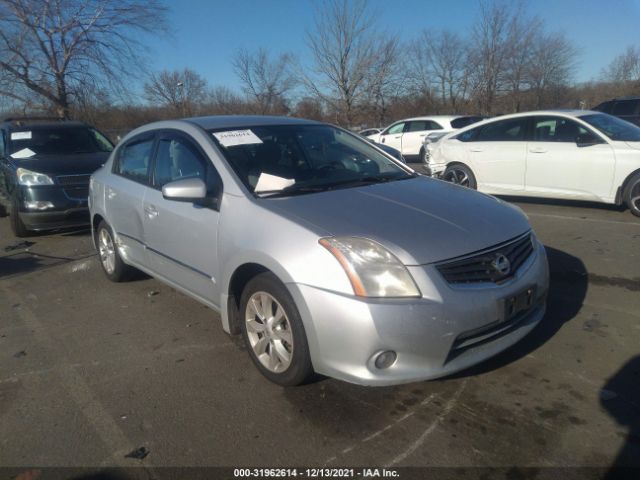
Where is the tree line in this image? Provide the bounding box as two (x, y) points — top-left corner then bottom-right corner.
(1, 0), (639, 139)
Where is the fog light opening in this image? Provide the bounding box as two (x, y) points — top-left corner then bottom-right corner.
(374, 350), (397, 369)
(24, 201), (54, 210)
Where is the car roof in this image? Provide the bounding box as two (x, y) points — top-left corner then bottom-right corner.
(184, 115), (322, 130)
(2, 118), (88, 130)
(479, 110), (601, 121)
(396, 115), (463, 123)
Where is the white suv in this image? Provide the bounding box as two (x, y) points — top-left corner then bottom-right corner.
(428, 110), (640, 217)
(368, 116), (483, 161)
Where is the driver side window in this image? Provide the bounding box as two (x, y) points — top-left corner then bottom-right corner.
(533, 117), (589, 142)
(153, 137), (206, 188)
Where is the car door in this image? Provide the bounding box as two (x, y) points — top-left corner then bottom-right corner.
(142, 131), (223, 306)
(462, 117), (529, 192)
(401, 120), (443, 157)
(378, 122), (405, 151)
(107, 133), (156, 267)
(525, 116), (616, 200)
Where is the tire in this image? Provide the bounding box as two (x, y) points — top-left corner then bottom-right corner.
(10, 197), (31, 237)
(96, 220), (132, 282)
(419, 147), (428, 164)
(624, 173), (640, 217)
(443, 163), (477, 189)
(240, 272), (314, 386)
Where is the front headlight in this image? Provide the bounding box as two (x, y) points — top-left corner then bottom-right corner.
(17, 168), (54, 186)
(319, 236), (421, 298)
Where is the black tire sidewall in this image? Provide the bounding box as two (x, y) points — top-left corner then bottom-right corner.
(239, 272), (313, 386)
(444, 164), (477, 189)
(625, 174), (640, 217)
(10, 197), (30, 237)
(96, 221), (129, 282)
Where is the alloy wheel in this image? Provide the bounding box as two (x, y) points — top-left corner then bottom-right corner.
(98, 228), (116, 274)
(444, 167), (470, 187)
(631, 182), (640, 211)
(245, 291), (294, 373)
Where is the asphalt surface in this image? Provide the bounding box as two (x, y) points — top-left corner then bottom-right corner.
(0, 190), (639, 475)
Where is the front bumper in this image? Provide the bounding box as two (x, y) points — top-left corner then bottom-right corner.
(17, 185), (90, 230)
(289, 241), (549, 386)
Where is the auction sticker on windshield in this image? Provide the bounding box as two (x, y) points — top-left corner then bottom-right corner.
(213, 129), (263, 147)
(11, 131), (32, 140)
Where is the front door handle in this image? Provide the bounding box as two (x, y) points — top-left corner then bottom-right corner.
(470, 148), (484, 153)
(529, 147), (547, 153)
(144, 205), (159, 219)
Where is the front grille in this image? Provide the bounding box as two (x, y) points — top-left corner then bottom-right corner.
(56, 174), (91, 186)
(436, 233), (534, 285)
(63, 186), (89, 200)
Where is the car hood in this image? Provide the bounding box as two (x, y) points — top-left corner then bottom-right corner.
(12, 152), (109, 176)
(265, 176), (531, 265)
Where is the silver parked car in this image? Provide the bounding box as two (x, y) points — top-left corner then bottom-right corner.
(89, 116), (549, 386)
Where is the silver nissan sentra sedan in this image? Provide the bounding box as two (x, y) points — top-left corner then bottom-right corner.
(89, 115), (549, 386)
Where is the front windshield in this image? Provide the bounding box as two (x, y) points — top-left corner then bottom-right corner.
(209, 124), (413, 196)
(579, 113), (640, 142)
(8, 127), (114, 156)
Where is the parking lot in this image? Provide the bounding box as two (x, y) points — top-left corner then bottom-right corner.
(0, 196), (639, 473)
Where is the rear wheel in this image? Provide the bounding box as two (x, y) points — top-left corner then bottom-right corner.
(624, 173), (640, 217)
(96, 221), (132, 282)
(240, 272), (313, 386)
(10, 197), (30, 237)
(443, 164), (477, 189)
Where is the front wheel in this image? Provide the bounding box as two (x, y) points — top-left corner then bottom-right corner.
(10, 197), (31, 237)
(240, 272), (314, 386)
(624, 173), (640, 217)
(96, 221), (132, 282)
(443, 164), (477, 189)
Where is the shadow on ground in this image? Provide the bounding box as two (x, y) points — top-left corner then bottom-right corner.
(449, 245), (588, 378)
(602, 355), (640, 479)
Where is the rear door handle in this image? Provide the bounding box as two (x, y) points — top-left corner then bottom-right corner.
(470, 148), (484, 153)
(106, 187), (116, 199)
(529, 147), (547, 153)
(144, 205), (159, 219)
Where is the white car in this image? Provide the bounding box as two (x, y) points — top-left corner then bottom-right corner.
(428, 110), (640, 217)
(368, 116), (483, 161)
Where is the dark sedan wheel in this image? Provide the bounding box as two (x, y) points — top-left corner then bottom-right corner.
(625, 173), (640, 217)
(443, 164), (477, 189)
(10, 197), (31, 237)
(240, 272), (314, 386)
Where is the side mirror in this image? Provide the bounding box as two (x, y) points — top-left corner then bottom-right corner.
(162, 177), (206, 202)
(576, 133), (601, 147)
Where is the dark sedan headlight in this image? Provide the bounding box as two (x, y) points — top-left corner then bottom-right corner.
(17, 168), (54, 186)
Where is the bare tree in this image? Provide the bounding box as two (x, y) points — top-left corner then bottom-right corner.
(144, 68), (208, 116)
(232, 48), (295, 114)
(527, 32), (577, 109)
(603, 45), (640, 84)
(0, 0), (168, 119)
(469, 0), (515, 114)
(502, 14), (542, 111)
(302, 0), (397, 127)
(410, 30), (470, 113)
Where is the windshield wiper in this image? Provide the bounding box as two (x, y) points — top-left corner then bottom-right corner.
(257, 173), (417, 198)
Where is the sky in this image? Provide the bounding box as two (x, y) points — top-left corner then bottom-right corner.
(144, 0), (640, 94)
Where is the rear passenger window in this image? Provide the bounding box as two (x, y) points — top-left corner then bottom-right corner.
(475, 118), (527, 141)
(154, 137), (206, 188)
(116, 138), (154, 183)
